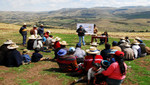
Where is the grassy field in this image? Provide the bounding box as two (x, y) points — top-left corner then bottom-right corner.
(0, 23), (150, 85)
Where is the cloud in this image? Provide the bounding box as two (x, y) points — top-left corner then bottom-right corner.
(1, 0), (150, 11)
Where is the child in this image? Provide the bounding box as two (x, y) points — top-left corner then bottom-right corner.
(94, 60), (110, 85)
(87, 63), (101, 85)
(22, 49), (31, 64)
(31, 48), (43, 62)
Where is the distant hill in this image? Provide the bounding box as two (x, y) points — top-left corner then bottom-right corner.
(1, 6), (150, 31)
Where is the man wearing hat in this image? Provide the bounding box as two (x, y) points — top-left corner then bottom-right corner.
(38, 24), (44, 37)
(0, 40), (14, 65)
(76, 25), (87, 46)
(84, 47), (103, 72)
(131, 40), (141, 58)
(19, 23), (27, 46)
(5, 43), (23, 67)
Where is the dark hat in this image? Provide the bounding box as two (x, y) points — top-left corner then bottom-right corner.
(112, 41), (118, 46)
(79, 25), (83, 27)
(76, 43), (81, 47)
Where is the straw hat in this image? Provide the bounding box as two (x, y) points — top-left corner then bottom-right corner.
(135, 37), (141, 40)
(86, 47), (100, 54)
(132, 40), (139, 45)
(23, 49), (30, 54)
(23, 23), (26, 25)
(55, 37), (61, 41)
(40, 24), (44, 26)
(47, 30), (51, 33)
(90, 42), (98, 46)
(4, 40), (14, 44)
(60, 41), (68, 45)
(52, 39), (56, 43)
(33, 25), (37, 27)
(29, 35), (36, 39)
(7, 43), (19, 49)
(120, 37), (125, 40)
(124, 43), (131, 48)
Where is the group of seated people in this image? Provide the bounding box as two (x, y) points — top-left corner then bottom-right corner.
(0, 31), (149, 85)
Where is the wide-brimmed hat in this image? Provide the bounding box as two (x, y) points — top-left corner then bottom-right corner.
(120, 37), (125, 40)
(120, 40), (126, 43)
(124, 43), (131, 48)
(55, 37), (61, 41)
(135, 37), (141, 40)
(47, 30), (51, 33)
(23, 23), (26, 25)
(7, 43), (19, 49)
(57, 49), (67, 56)
(23, 49), (30, 54)
(90, 42), (98, 46)
(60, 41), (68, 45)
(29, 35), (36, 39)
(33, 25), (37, 27)
(86, 47), (100, 54)
(40, 24), (44, 26)
(132, 40), (139, 45)
(4, 40), (14, 44)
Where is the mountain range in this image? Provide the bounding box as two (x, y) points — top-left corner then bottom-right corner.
(1, 6), (150, 31)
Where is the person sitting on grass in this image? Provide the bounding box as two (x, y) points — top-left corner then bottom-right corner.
(131, 40), (141, 59)
(22, 49), (31, 64)
(45, 35), (53, 48)
(5, 43), (23, 67)
(111, 41), (122, 51)
(101, 51), (127, 85)
(54, 37), (61, 49)
(94, 60), (110, 85)
(0, 40), (14, 65)
(31, 47), (43, 62)
(57, 47), (79, 72)
(74, 43), (86, 63)
(44, 30), (51, 38)
(53, 41), (68, 60)
(87, 63), (100, 85)
(123, 43), (134, 60)
(101, 43), (111, 60)
(125, 36), (130, 44)
(84, 47), (103, 72)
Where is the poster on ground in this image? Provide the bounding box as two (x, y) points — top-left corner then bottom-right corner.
(77, 23), (94, 34)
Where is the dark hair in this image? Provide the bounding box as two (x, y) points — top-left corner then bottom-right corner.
(125, 36), (128, 39)
(114, 55), (126, 75)
(49, 35), (53, 37)
(94, 24), (96, 28)
(34, 48), (40, 53)
(105, 43), (111, 49)
(112, 41), (118, 46)
(93, 63), (100, 69)
(76, 43), (81, 48)
(92, 54), (96, 65)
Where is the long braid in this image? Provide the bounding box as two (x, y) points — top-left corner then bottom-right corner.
(115, 55), (126, 75)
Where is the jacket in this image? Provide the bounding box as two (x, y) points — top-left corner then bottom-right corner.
(76, 28), (86, 36)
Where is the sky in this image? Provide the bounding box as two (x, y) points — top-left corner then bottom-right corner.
(0, 0), (150, 11)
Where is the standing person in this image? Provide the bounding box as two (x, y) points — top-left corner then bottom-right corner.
(38, 24), (44, 37)
(102, 51), (127, 85)
(93, 24), (98, 42)
(19, 23), (27, 46)
(76, 25), (86, 46)
(30, 25), (38, 37)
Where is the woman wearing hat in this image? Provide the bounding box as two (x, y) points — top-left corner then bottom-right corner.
(54, 37), (61, 49)
(27, 35), (36, 50)
(30, 25), (38, 37)
(101, 51), (127, 85)
(84, 47), (103, 72)
(123, 43), (134, 60)
(0, 40), (14, 65)
(44, 30), (51, 38)
(5, 43), (23, 67)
